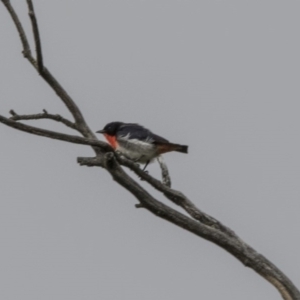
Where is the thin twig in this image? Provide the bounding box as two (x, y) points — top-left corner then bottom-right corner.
(26, 0), (43, 72)
(1, 0), (32, 60)
(9, 109), (77, 130)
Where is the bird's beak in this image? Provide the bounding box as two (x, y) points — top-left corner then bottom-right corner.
(96, 129), (106, 134)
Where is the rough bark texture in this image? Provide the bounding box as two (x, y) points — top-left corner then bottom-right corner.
(1, 1), (299, 299)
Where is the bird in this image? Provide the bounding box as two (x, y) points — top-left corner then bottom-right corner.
(96, 121), (188, 170)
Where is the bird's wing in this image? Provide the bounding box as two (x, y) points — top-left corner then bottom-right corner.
(149, 133), (169, 144)
(117, 124), (169, 144)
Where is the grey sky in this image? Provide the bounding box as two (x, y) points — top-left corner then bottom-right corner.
(1, 0), (299, 299)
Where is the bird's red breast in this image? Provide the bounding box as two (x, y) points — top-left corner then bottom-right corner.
(104, 134), (118, 149)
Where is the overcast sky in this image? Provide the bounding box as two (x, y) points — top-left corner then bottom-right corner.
(1, 1), (300, 299)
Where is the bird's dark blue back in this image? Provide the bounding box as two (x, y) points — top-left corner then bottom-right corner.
(117, 123), (169, 144)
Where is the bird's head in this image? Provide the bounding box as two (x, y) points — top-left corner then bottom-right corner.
(96, 122), (124, 136)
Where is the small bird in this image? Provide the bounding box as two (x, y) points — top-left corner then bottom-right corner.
(96, 122), (188, 170)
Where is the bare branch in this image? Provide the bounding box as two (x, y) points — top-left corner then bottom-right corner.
(0, 114), (111, 151)
(26, 0), (43, 72)
(9, 109), (77, 130)
(1, 0), (32, 60)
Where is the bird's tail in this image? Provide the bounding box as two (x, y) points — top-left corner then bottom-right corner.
(171, 143), (188, 153)
(156, 142), (188, 154)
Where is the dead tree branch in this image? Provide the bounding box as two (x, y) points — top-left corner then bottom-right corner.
(1, 1), (299, 299)
(26, 0), (43, 72)
(2, 0), (32, 59)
